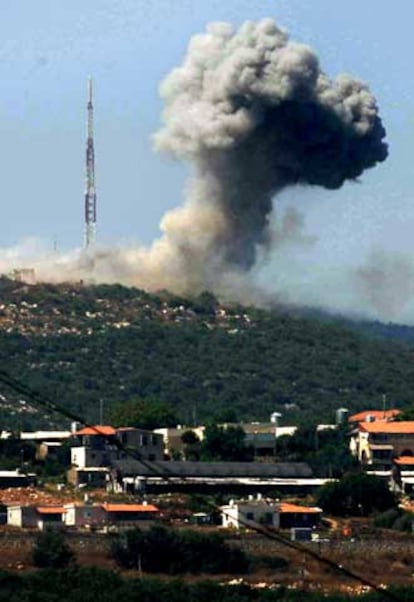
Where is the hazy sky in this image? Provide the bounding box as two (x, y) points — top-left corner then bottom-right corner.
(1, 1), (413, 321)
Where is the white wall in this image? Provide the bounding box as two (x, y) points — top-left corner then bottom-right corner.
(7, 506), (22, 527)
(221, 501), (278, 529)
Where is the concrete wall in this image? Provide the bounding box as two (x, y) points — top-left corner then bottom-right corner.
(64, 504), (106, 528)
(7, 506), (38, 528)
(117, 429), (164, 461)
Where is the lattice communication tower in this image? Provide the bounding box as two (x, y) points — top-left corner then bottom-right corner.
(84, 77), (97, 248)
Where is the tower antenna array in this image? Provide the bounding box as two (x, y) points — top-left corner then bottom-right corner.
(84, 77), (97, 248)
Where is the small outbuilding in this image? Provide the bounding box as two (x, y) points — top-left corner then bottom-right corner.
(36, 506), (67, 530)
(102, 502), (159, 527)
(7, 505), (66, 530)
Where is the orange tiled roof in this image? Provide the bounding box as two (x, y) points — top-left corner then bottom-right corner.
(36, 506), (67, 514)
(359, 421), (414, 434)
(395, 456), (414, 465)
(74, 425), (116, 437)
(279, 502), (321, 514)
(102, 503), (159, 513)
(349, 409), (400, 423)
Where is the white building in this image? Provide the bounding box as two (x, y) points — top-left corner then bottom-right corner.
(221, 497), (279, 529)
(220, 497), (322, 530)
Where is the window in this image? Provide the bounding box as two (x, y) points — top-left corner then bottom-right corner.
(245, 512), (254, 521)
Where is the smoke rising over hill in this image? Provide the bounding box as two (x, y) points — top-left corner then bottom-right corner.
(154, 19), (387, 285)
(1, 19), (390, 317)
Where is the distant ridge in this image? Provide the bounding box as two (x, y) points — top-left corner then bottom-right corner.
(0, 277), (414, 430)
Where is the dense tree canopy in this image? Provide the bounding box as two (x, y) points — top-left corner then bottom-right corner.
(109, 398), (177, 430)
(276, 424), (357, 477)
(1, 279), (414, 429)
(1, 566), (412, 602)
(200, 424), (254, 461)
(110, 525), (249, 574)
(317, 473), (397, 516)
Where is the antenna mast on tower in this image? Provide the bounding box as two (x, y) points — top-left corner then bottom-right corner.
(84, 77), (97, 249)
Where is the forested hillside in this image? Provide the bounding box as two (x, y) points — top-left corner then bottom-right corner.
(0, 276), (414, 429)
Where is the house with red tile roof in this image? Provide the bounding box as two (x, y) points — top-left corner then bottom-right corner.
(64, 502), (160, 528)
(74, 425), (117, 437)
(350, 420), (414, 468)
(69, 425), (164, 486)
(7, 502), (160, 530)
(220, 497), (322, 530)
(348, 409), (401, 423)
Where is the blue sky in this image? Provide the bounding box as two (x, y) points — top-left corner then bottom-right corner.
(1, 1), (413, 319)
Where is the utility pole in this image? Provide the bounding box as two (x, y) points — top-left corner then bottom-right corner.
(84, 77), (97, 249)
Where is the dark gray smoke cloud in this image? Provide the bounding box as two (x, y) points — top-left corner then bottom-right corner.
(155, 19), (387, 280)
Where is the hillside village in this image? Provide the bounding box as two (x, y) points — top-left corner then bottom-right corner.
(2, 279), (414, 589)
(0, 2), (410, 597)
(0, 407), (412, 536)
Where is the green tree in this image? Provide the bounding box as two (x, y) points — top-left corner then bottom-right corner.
(32, 528), (74, 569)
(110, 398), (177, 430)
(395, 406), (414, 421)
(200, 424), (253, 461)
(181, 430), (201, 461)
(277, 424), (357, 478)
(317, 472), (397, 517)
(191, 291), (219, 316)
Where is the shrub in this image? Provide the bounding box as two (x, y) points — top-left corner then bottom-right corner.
(375, 508), (414, 533)
(111, 525), (249, 574)
(373, 507), (401, 529)
(32, 528), (74, 569)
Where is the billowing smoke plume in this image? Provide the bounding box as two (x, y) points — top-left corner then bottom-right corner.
(152, 18), (387, 288)
(1, 19), (388, 310)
